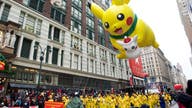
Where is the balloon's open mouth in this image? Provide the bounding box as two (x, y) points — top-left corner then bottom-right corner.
(114, 28), (123, 34)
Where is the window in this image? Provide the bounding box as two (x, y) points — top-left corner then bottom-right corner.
(71, 20), (81, 34)
(48, 25), (52, 39)
(86, 17), (94, 28)
(45, 46), (51, 63)
(21, 38), (32, 58)
(40, 74), (52, 84)
(71, 35), (82, 51)
(1, 4), (11, 21)
(80, 56), (82, 71)
(100, 63), (102, 74)
(53, 27), (60, 42)
(61, 50), (64, 66)
(71, 6), (82, 34)
(28, 73), (35, 81)
(71, 7), (81, 20)
(14, 35), (20, 55)
(70, 53), (72, 68)
(87, 43), (95, 56)
(72, 0), (82, 8)
(33, 42), (39, 60)
(87, 58), (89, 72)
(74, 54), (78, 70)
(36, 19), (42, 35)
(50, 7), (65, 24)
(48, 25), (63, 42)
(23, 0), (45, 12)
(46, 75), (52, 83)
(110, 53), (116, 64)
(119, 59), (122, 67)
(101, 36), (106, 46)
(103, 63), (105, 75)
(86, 29), (94, 40)
(112, 66), (115, 76)
(25, 15), (35, 33)
(98, 22), (105, 46)
(100, 48), (107, 60)
(52, 47), (59, 65)
(95, 61), (97, 74)
(16, 70), (22, 80)
(19, 13), (42, 35)
(61, 31), (65, 44)
(23, 72), (28, 81)
(19, 11), (25, 27)
(90, 59), (94, 73)
(86, 18), (95, 40)
(40, 73), (45, 82)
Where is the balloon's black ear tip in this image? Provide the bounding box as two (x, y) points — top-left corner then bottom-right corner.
(88, 2), (91, 9)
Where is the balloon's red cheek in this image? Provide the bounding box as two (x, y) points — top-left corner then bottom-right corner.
(126, 17), (133, 25)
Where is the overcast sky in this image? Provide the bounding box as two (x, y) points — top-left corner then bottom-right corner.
(128, 0), (192, 80)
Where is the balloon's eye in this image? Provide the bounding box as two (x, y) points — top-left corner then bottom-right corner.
(117, 13), (124, 21)
(104, 22), (109, 29)
(131, 46), (135, 49)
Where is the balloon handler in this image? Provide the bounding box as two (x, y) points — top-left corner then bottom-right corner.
(88, 0), (159, 59)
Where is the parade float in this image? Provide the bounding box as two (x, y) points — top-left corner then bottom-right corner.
(88, 0), (159, 59)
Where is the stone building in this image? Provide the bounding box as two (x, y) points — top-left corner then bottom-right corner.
(0, 0), (130, 91)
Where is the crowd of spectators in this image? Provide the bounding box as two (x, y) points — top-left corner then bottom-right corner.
(0, 79), (191, 108)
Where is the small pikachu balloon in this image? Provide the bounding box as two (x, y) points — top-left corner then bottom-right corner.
(88, 0), (159, 59)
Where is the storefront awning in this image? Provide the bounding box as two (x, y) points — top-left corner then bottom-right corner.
(9, 83), (37, 89)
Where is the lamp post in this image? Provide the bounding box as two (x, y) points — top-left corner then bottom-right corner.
(34, 45), (51, 105)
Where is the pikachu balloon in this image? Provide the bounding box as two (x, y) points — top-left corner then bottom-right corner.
(88, 0), (159, 59)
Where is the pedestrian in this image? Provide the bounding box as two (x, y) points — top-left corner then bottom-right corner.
(174, 83), (192, 108)
(14, 96), (22, 107)
(23, 97), (30, 108)
(186, 79), (192, 96)
(66, 92), (84, 108)
(159, 94), (166, 108)
(38, 92), (45, 108)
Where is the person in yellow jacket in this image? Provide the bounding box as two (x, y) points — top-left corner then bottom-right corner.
(80, 95), (86, 108)
(85, 95), (94, 108)
(147, 94), (155, 108)
(96, 94), (107, 108)
(116, 94), (124, 108)
(62, 95), (69, 108)
(107, 94), (116, 108)
(164, 93), (171, 108)
(134, 94), (142, 108)
(123, 92), (131, 108)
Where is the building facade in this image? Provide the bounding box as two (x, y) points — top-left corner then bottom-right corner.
(177, 0), (192, 65)
(0, 0), (130, 91)
(141, 46), (172, 91)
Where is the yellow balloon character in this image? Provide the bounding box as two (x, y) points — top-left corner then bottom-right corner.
(88, 0), (159, 59)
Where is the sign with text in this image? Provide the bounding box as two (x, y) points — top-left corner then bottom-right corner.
(44, 101), (64, 108)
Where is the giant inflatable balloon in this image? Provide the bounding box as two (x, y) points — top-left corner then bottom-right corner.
(88, 0), (159, 59)
(174, 84), (183, 91)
